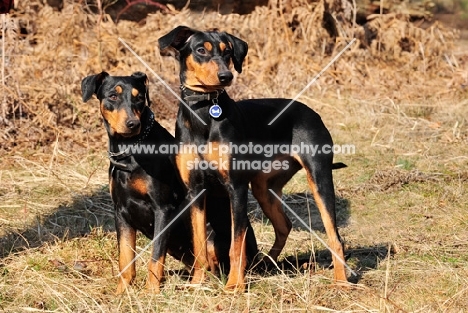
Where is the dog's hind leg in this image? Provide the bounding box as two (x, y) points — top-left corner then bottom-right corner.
(295, 155), (348, 283)
(251, 177), (291, 262)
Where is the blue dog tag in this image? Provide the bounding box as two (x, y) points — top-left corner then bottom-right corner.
(209, 104), (222, 118)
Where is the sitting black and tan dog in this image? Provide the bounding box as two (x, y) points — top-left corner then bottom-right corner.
(158, 26), (349, 291)
(81, 71), (258, 294)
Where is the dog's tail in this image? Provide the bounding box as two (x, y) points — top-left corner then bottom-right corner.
(332, 162), (347, 170)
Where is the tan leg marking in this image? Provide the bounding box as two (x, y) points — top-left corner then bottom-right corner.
(251, 157), (294, 261)
(293, 155), (347, 283)
(206, 233), (220, 275)
(115, 228), (136, 294)
(147, 255), (165, 293)
(225, 227), (247, 292)
(307, 174), (347, 282)
(191, 199), (208, 284)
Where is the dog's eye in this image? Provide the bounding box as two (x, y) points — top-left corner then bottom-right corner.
(109, 94), (118, 101)
(224, 49), (232, 56)
(197, 47), (207, 55)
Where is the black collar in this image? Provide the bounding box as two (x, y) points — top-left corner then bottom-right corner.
(180, 85), (224, 104)
(107, 108), (155, 171)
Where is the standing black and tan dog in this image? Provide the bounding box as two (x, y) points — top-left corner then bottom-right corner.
(81, 71), (258, 294)
(159, 26), (349, 291)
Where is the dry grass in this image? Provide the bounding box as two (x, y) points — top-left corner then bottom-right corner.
(0, 0), (463, 151)
(1, 0), (467, 311)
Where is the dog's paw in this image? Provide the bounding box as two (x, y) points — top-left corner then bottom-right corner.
(115, 281), (130, 295)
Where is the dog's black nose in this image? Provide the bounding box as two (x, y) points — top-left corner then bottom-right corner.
(218, 71), (233, 84)
(126, 119), (140, 130)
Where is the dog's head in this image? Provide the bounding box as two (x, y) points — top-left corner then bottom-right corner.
(158, 26), (248, 93)
(81, 72), (150, 138)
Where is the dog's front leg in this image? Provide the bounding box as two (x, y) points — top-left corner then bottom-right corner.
(225, 184), (249, 292)
(147, 207), (172, 293)
(115, 214), (137, 294)
(175, 150), (209, 284)
(189, 190), (208, 284)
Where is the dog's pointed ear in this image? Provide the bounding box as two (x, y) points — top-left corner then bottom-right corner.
(158, 26), (197, 52)
(131, 71), (151, 107)
(81, 71), (109, 102)
(131, 71), (148, 85)
(226, 34), (248, 73)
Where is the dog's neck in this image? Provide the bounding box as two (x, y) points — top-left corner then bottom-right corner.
(176, 87), (237, 144)
(180, 85), (225, 105)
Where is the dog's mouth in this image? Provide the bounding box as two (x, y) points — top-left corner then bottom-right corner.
(110, 126), (141, 138)
(120, 130), (140, 138)
(201, 83), (229, 90)
(215, 81), (232, 88)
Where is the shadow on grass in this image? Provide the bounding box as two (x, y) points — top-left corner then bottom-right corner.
(250, 245), (391, 284)
(0, 186), (388, 284)
(0, 186), (115, 259)
(248, 191), (390, 283)
(1, 188), (348, 259)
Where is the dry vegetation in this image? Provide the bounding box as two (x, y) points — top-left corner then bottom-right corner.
(1, 0), (467, 311)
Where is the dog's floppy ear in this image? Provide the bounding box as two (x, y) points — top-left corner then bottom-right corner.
(158, 26), (197, 52)
(225, 33), (248, 73)
(81, 71), (109, 102)
(131, 71), (151, 107)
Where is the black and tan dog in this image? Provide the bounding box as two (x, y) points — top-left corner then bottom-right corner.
(158, 26), (349, 291)
(81, 71), (258, 294)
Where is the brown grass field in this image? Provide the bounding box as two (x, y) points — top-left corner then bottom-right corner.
(1, 0), (467, 311)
